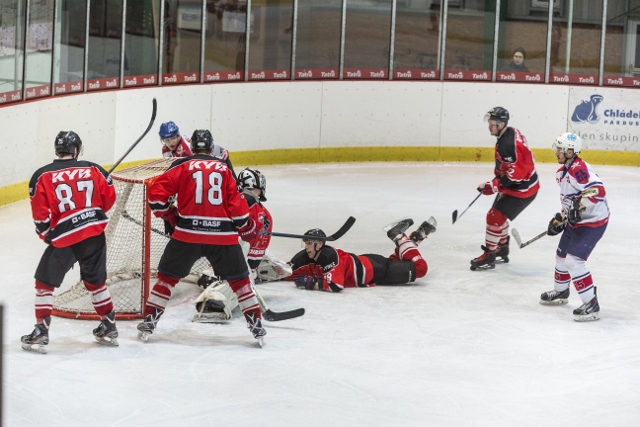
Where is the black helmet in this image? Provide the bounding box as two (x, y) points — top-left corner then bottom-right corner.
(304, 228), (326, 241)
(486, 107), (509, 124)
(190, 129), (214, 153)
(238, 168), (267, 202)
(54, 131), (83, 158)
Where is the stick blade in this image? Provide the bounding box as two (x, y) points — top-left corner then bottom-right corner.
(325, 216), (356, 241)
(452, 210), (458, 224)
(263, 308), (305, 322)
(511, 228), (524, 248)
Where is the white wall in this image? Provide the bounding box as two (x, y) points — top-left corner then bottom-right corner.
(1, 80), (637, 189)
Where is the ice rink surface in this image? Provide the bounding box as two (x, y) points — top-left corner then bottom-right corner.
(2, 161), (640, 427)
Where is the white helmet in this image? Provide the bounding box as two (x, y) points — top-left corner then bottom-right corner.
(553, 132), (582, 155)
(238, 168), (267, 201)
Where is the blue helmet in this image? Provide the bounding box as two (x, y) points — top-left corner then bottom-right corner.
(159, 121), (179, 139)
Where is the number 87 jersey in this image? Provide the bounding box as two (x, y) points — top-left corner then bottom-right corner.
(147, 155), (250, 245)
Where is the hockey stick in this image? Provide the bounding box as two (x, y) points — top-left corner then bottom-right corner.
(260, 216), (356, 241)
(511, 228), (547, 249)
(107, 98), (158, 175)
(254, 287), (305, 322)
(452, 193), (482, 224)
(121, 210), (168, 237)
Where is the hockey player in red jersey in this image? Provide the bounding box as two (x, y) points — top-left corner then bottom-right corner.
(539, 132), (609, 321)
(237, 168), (272, 272)
(288, 218), (436, 292)
(471, 107), (540, 270)
(22, 131), (119, 353)
(139, 129), (266, 345)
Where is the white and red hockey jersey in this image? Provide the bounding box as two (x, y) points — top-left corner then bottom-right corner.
(29, 159), (116, 248)
(556, 156), (609, 228)
(161, 136), (193, 158)
(148, 155), (249, 245)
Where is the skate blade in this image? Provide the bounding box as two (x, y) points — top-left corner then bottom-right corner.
(137, 331), (152, 342)
(539, 299), (568, 306)
(256, 336), (264, 348)
(574, 313), (600, 322)
(22, 343), (48, 354)
(382, 217), (413, 233)
(95, 336), (119, 346)
(470, 263), (495, 271)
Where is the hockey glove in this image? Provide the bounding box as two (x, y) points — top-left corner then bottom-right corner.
(238, 219), (258, 241)
(568, 197), (584, 226)
(478, 177), (500, 195)
(161, 206), (179, 236)
(294, 275), (318, 290)
(547, 213), (566, 236)
(325, 281), (344, 293)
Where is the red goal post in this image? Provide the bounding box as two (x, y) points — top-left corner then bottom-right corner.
(52, 158), (207, 320)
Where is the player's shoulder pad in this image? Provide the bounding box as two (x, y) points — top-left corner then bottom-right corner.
(317, 246), (339, 272)
(568, 158), (591, 184)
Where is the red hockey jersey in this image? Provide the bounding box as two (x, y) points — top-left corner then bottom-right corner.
(148, 155), (249, 245)
(289, 245), (374, 290)
(494, 127), (540, 198)
(244, 192), (273, 270)
(29, 159), (116, 248)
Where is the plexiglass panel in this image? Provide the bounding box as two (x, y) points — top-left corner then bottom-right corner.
(603, 0), (640, 86)
(443, 0), (495, 81)
(247, 0), (293, 80)
(87, 0), (122, 91)
(495, 0), (546, 83)
(343, 0), (392, 79)
(294, 0), (341, 80)
(0, 0), (26, 104)
(123, 0), (159, 87)
(393, 1), (441, 80)
(550, 0), (603, 85)
(202, 0), (246, 82)
(24, 0), (54, 99)
(53, 0), (87, 95)
(162, 0), (202, 84)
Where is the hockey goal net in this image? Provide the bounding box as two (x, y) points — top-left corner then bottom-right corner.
(52, 158), (208, 320)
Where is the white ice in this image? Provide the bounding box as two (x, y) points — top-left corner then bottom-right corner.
(2, 161), (640, 427)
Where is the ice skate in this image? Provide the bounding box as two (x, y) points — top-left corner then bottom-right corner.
(495, 236), (510, 263)
(246, 313), (267, 348)
(470, 246), (496, 271)
(539, 288), (570, 305)
(21, 318), (50, 354)
(383, 217), (414, 243)
(137, 308), (164, 342)
(410, 216), (437, 243)
(93, 311), (119, 346)
(573, 289), (600, 322)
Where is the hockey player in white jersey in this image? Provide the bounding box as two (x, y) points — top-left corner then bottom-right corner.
(539, 132), (609, 321)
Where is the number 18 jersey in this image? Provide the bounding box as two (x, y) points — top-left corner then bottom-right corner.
(148, 154), (249, 245)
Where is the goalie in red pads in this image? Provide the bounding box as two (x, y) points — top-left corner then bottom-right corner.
(139, 129), (266, 345)
(288, 217), (436, 292)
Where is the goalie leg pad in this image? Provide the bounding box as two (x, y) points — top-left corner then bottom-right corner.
(193, 281), (239, 323)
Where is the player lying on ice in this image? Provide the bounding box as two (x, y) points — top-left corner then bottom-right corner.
(287, 217), (437, 292)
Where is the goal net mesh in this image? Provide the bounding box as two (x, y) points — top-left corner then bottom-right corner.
(52, 158), (208, 320)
